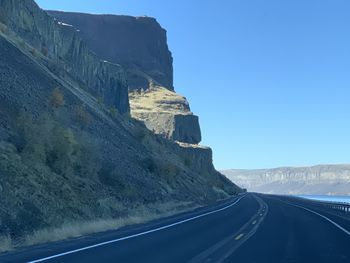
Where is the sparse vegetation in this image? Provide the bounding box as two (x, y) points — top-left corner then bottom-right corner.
(0, 22), (8, 35)
(20, 202), (194, 251)
(41, 46), (48, 57)
(0, 235), (12, 253)
(12, 113), (98, 178)
(109, 106), (118, 118)
(50, 87), (65, 108)
(0, 8), (8, 25)
(183, 156), (192, 167)
(131, 122), (148, 141)
(158, 161), (179, 183)
(73, 104), (91, 126)
(97, 96), (104, 107)
(30, 48), (37, 57)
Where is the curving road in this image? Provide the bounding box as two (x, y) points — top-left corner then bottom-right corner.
(1, 193), (350, 263)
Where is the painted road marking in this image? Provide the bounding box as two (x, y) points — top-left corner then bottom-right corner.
(28, 195), (246, 263)
(287, 202), (350, 236)
(235, 234), (245, 240)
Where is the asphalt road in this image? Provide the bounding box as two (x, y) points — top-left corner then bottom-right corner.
(1, 193), (349, 263)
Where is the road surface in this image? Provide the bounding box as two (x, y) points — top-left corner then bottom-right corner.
(1, 193), (349, 262)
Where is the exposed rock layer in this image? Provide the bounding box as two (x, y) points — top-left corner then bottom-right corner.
(46, 11), (201, 144)
(129, 86), (201, 144)
(47, 10), (173, 91)
(1, 0), (129, 113)
(222, 165), (350, 195)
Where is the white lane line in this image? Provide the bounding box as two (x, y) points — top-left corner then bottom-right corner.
(287, 202), (350, 236)
(28, 195), (246, 263)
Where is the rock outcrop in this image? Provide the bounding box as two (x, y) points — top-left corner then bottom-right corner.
(47, 11), (202, 144)
(222, 165), (350, 195)
(129, 86), (202, 144)
(47, 11), (173, 91)
(1, 0), (129, 114)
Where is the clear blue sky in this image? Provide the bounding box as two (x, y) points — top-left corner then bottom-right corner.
(35, 0), (350, 170)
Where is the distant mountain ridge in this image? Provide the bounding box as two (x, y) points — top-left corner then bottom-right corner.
(222, 164), (350, 195)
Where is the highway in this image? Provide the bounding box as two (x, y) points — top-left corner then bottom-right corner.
(1, 193), (349, 263)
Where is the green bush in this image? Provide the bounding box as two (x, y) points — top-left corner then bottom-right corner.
(13, 113), (99, 178)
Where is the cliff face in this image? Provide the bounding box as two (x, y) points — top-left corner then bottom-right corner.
(47, 11), (173, 91)
(129, 86), (202, 144)
(222, 165), (350, 195)
(47, 11), (202, 144)
(1, 0), (129, 114)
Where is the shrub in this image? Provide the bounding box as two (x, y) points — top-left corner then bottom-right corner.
(141, 157), (157, 173)
(73, 104), (91, 127)
(18, 39), (26, 49)
(14, 113), (99, 177)
(30, 48), (37, 57)
(0, 22), (8, 35)
(41, 47), (48, 57)
(183, 157), (192, 167)
(50, 88), (65, 108)
(97, 96), (104, 107)
(132, 124), (147, 141)
(158, 161), (178, 179)
(46, 128), (79, 176)
(109, 107), (118, 118)
(14, 114), (50, 162)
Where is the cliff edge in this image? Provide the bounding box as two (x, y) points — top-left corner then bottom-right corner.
(47, 11), (202, 144)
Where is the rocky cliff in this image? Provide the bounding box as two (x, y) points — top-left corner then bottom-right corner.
(0, 0), (240, 251)
(47, 11), (173, 91)
(2, 0), (129, 114)
(47, 11), (202, 144)
(222, 165), (350, 195)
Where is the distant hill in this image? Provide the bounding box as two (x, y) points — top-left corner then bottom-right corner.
(222, 165), (350, 195)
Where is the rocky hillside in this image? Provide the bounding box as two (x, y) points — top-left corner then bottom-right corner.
(0, 0), (240, 251)
(222, 165), (350, 195)
(47, 11), (202, 144)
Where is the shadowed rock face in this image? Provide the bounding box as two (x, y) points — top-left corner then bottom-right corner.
(48, 11), (202, 144)
(1, 0), (129, 114)
(47, 11), (173, 91)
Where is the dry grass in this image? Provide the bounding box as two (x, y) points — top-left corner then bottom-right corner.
(129, 86), (191, 115)
(0, 22), (8, 35)
(0, 235), (13, 253)
(22, 202), (197, 248)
